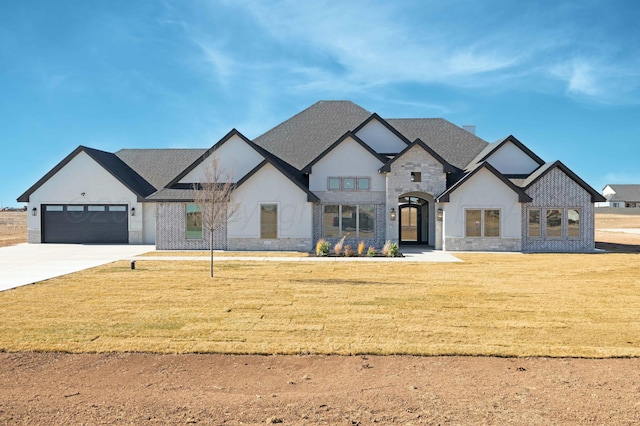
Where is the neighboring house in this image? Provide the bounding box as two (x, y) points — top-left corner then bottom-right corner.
(601, 184), (640, 208)
(18, 100), (605, 252)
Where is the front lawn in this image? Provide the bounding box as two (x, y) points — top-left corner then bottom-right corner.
(1, 253), (639, 357)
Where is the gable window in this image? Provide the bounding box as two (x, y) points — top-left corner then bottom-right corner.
(411, 172), (421, 182)
(528, 209), (541, 237)
(465, 209), (500, 238)
(323, 204), (375, 238)
(342, 177), (356, 190)
(357, 177), (370, 190)
(328, 177), (341, 191)
(546, 209), (562, 238)
(186, 204), (202, 239)
(260, 204), (278, 239)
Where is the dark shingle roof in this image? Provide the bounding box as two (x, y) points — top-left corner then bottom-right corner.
(253, 100), (372, 170)
(604, 184), (640, 202)
(116, 148), (207, 190)
(386, 118), (488, 170)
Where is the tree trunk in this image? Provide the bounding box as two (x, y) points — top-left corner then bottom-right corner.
(209, 227), (214, 277)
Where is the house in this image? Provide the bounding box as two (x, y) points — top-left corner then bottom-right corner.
(600, 184), (640, 208)
(18, 100), (605, 252)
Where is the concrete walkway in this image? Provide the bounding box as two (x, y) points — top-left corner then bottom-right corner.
(135, 247), (462, 263)
(600, 228), (640, 234)
(0, 244), (460, 293)
(0, 244), (152, 292)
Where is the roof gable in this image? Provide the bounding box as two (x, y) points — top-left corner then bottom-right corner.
(437, 162), (533, 203)
(387, 118), (488, 169)
(236, 160), (320, 202)
(167, 129), (266, 188)
(352, 113), (410, 154)
(379, 138), (457, 174)
(468, 135), (544, 173)
(17, 146), (156, 203)
(301, 131), (388, 174)
(523, 161), (606, 203)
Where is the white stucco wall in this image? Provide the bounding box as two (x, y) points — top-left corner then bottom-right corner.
(485, 141), (541, 175)
(142, 202), (156, 244)
(179, 134), (264, 183)
(26, 151), (143, 243)
(355, 119), (408, 153)
(308, 137), (386, 192)
(443, 168), (522, 239)
(228, 163), (312, 239)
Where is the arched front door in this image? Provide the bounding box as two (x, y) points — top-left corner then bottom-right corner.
(399, 196), (428, 245)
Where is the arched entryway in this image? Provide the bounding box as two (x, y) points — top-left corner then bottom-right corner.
(398, 196), (429, 245)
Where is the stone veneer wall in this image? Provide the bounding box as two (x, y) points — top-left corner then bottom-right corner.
(444, 237), (521, 251)
(385, 145), (447, 245)
(28, 229), (41, 243)
(156, 202), (226, 250)
(521, 168), (595, 252)
(312, 191), (386, 249)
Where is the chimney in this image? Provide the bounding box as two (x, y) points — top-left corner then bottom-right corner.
(462, 125), (476, 135)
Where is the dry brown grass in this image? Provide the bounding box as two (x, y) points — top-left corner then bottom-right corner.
(0, 211), (26, 248)
(1, 253), (639, 358)
(595, 213), (640, 229)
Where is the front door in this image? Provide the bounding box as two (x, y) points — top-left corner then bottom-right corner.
(399, 204), (420, 244)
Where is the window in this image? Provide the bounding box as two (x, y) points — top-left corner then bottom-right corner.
(186, 204), (202, 239)
(342, 177), (356, 190)
(357, 177), (370, 190)
(323, 205), (340, 238)
(411, 172), (421, 182)
(465, 209), (482, 237)
(327, 176), (371, 191)
(67, 205), (84, 212)
(528, 209), (541, 237)
(46, 205), (63, 211)
(109, 205), (127, 212)
(465, 209), (500, 238)
(328, 177), (341, 190)
(568, 209), (580, 238)
(323, 204), (375, 238)
(260, 204), (278, 239)
(546, 209), (562, 238)
(88, 205), (105, 212)
(484, 210), (500, 237)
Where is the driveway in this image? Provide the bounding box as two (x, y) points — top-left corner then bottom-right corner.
(0, 244), (152, 292)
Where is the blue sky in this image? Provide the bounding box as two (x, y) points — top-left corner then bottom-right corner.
(2, 0), (639, 207)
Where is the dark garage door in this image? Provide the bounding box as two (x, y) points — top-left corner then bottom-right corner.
(42, 204), (129, 243)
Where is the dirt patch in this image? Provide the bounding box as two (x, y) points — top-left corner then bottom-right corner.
(1, 352), (639, 425)
(0, 211), (26, 248)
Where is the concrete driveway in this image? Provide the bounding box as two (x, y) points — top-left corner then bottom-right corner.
(0, 244), (152, 292)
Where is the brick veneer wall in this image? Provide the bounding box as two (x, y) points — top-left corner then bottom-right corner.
(156, 202), (226, 250)
(228, 237), (312, 251)
(521, 168), (595, 252)
(385, 145), (447, 244)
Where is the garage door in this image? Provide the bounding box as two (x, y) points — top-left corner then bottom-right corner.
(42, 204), (129, 244)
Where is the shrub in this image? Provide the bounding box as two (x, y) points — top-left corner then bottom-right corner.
(381, 240), (391, 256)
(357, 241), (365, 255)
(367, 246), (377, 256)
(334, 235), (347, 256)
(388, 242), (399, 257)
(315, 239), (330, 256)
(344, 245), (355, 257)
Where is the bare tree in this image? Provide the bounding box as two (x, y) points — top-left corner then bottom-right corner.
(192, 157), (239, 277)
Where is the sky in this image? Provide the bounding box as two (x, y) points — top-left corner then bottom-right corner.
(1, 0), (639, 207)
